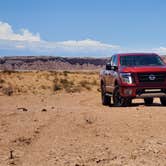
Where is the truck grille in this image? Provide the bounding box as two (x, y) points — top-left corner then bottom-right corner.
(137, 72), (166, 83)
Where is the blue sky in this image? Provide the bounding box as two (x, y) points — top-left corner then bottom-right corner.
(0, 0), (166, 56)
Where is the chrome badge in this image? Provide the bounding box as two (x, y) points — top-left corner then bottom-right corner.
(149, 74), (156, 81)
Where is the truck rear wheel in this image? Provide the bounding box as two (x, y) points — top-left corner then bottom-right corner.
(101, 83), (111, 106)
(144, 98), (153, 105)
(160, 97), (166, 106)
(113, 86), (131, 107)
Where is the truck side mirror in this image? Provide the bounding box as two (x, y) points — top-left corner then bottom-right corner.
(106, 63), (118, 70)
(106, 63), (112, 70)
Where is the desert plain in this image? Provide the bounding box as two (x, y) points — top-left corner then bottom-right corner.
(0, 71), (166, 166)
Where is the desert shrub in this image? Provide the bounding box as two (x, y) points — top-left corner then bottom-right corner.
(84, 84), (91, 90)
(40, 85), (47, 90)
(71, 86), (81, 93)
(59, 72), (64, 76)
(16, 75), (24, 80)
(88, 71), (98, 75)
(63, 71), (71, 76)
(53, 77), (59, 83)
(2, 86), (13, 96)
(50, 71), (57, 75)
(0, 78), (5, 84)
(44, 73), (50, 80)
(79, 80), (89, 86)
(79, 80), (91, 90)
(61, 78), (81, 92)
(91, 79), (98, 86)
(53, 77), (62, 92)
(54, 83), (62, 91)
(1, 70), (13, 75)
(60, 78), (76, 92)
(60, 78), (74, 87)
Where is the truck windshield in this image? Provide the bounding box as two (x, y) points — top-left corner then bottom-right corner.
(120, 55), (164, 67)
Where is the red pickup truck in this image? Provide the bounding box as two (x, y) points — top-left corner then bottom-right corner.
(100, 53), (166, 106)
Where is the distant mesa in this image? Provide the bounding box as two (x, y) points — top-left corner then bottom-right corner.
(0, 56), (109, 71)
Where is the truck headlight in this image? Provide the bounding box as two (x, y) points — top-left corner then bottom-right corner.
(120, 73), (134, 84)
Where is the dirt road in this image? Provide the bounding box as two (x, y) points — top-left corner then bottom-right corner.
(0, 92), (166, 166)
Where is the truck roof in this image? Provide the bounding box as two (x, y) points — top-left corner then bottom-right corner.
(117, 53), (158, 56)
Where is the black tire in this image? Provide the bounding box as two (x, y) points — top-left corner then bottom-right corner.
(160, 97), (166, 106)
(113, 86), (131, 107)
(101, 83), (111, 106)
(144, 98), (153, 106)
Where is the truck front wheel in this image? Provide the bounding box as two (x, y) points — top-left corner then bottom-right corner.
(144, 98), (153, 105)
(113, 86), (131, 107)
(101, 83), (111, 106)
(160, 97), (166, 106)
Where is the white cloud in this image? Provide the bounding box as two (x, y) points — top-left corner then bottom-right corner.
(151, 47), (166, 55)
(0, 21), (40, 42)
(0, 21), (166, 56)
(45, 39), (120, 55)
(0, 21), (121, 56)
(15, 44), (25, 49)
(56, 39), (119, 49)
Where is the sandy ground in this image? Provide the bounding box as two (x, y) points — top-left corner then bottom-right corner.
(0, 91), (166, 166)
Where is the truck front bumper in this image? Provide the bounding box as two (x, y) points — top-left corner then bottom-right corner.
(120, 87), (166, 98)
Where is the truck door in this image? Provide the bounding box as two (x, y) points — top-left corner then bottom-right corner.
(105, 55), (118, 93)
(105, 55), (114, 92)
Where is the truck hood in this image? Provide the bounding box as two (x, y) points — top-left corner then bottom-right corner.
(119, 66), (166, 73)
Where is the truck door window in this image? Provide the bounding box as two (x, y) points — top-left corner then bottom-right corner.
(112, 55), (117, 66)
(114, 55), (118, 66)
(110, 55), (114, 66)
